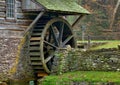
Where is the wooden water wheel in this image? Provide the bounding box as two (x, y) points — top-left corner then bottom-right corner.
(22, 0), (90, 78)
(29, 16), (76, 77)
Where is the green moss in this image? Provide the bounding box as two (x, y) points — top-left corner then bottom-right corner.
(9, 32), (29, 74)
(36, 0), (90, 14)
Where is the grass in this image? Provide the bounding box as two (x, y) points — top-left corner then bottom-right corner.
(41, 71), (120, 85)
(77, 40), (120, 50)
(91, 40), (120, 50)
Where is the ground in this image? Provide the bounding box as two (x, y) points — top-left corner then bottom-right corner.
(40, 71), (120, 85)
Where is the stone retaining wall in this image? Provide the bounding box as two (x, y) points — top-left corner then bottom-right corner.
(51, 48), (120, 74)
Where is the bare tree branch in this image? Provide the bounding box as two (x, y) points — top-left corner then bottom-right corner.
(109, 0), (120, 30)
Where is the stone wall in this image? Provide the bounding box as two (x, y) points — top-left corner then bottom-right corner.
(0, 38), (20, 81)
(0, 36), (34, 82)
(12, 36), (34, 80)
(51, 48), (120, 74)
(0, 36), (120, 84)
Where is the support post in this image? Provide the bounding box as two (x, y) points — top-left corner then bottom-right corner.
(118, 44), (120, 50)
(72, 14), (85, 28)
(24, 11), (45, 36)
(87, 35), (91, 49)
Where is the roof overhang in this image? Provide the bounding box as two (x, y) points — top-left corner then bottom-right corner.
(33, 0), (90, 15)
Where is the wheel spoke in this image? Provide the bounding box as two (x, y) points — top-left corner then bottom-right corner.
(48, 29), (52, 42)
(44, 40), (58, 49)
(62, 35), (74, 47)
(50, 25), (59, 46)
(59, 23), (64, 45)
(45, 54), (54, 63)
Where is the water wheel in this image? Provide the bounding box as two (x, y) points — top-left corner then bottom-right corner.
(29, 17), (76, 77)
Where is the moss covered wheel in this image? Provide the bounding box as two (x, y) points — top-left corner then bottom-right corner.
(29, 17), (76, 77)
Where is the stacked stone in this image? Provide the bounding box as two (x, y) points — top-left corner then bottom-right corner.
(51, 48), (120, 74)
(0, 38), (20, 81)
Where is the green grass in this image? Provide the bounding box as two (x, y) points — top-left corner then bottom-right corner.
(91, 40), (120, 50)
(77, 40), (120, 50)
(41, 71), (120, 85)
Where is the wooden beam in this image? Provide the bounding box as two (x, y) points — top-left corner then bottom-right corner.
(0, 28), (24, 31)
(37, 72), (48, 77)
(72, 14), (85, 28)
(23, 11), (45, 36)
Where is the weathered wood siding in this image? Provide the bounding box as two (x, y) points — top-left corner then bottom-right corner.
(0, 0), (39, 38)
(22, 0), (43, 11)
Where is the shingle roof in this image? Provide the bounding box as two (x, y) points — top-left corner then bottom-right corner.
(36, 0), (90, 14)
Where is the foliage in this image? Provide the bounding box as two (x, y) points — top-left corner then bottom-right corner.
(54, 51), (65, 75)
(70, 0), (120, 40)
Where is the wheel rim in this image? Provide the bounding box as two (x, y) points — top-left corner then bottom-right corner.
(41, 18), (76, 73)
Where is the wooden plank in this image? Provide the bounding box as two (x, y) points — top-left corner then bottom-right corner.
(0, 12), (5, 15)
(33, 66), (44, 70)
(16, 23), (30, 26)
(0, 12), (5, 18)
(17, 13), (38, 16)
(0, 25), (26, 31)
(3, 21), (19, 25)
(16, 13), (37, 19)
(30, 42), (40, 45)
(30, 57), (41, 61)
(0, 7), (5, 12)
(29, 47), (40, 50)
(31, 33), (42, 36)
(22, 0), (42, 11)
(0, 18), (5, 24)
(0, 28), (24, 32)
(0, 1), (5, 3)
(16, 19), (33, 25)
(30, 37), (41, 41)
(31, 62), (42, 65)
(0, 16), (5, 18)
(0, 0), (37, 33)
(37, 72), (48, 77)
(0, 17), (5, 20)
(0, 1), (5, 6)
(30, 52), (41, 56)
(18, 25), (28, 29)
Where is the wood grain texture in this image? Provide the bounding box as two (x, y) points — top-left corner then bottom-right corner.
(0, 0), (39, 38)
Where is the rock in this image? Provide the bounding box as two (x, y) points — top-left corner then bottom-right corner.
(110, 57), (119, 63)
(66, 45), (72, 51)
(0, 81), (7, 85)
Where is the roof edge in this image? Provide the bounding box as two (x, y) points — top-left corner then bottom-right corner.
(32, 0), (47, 10)
(33, 0), (90, 15)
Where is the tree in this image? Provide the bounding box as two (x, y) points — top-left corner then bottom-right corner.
(109, 0), (120, 30)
